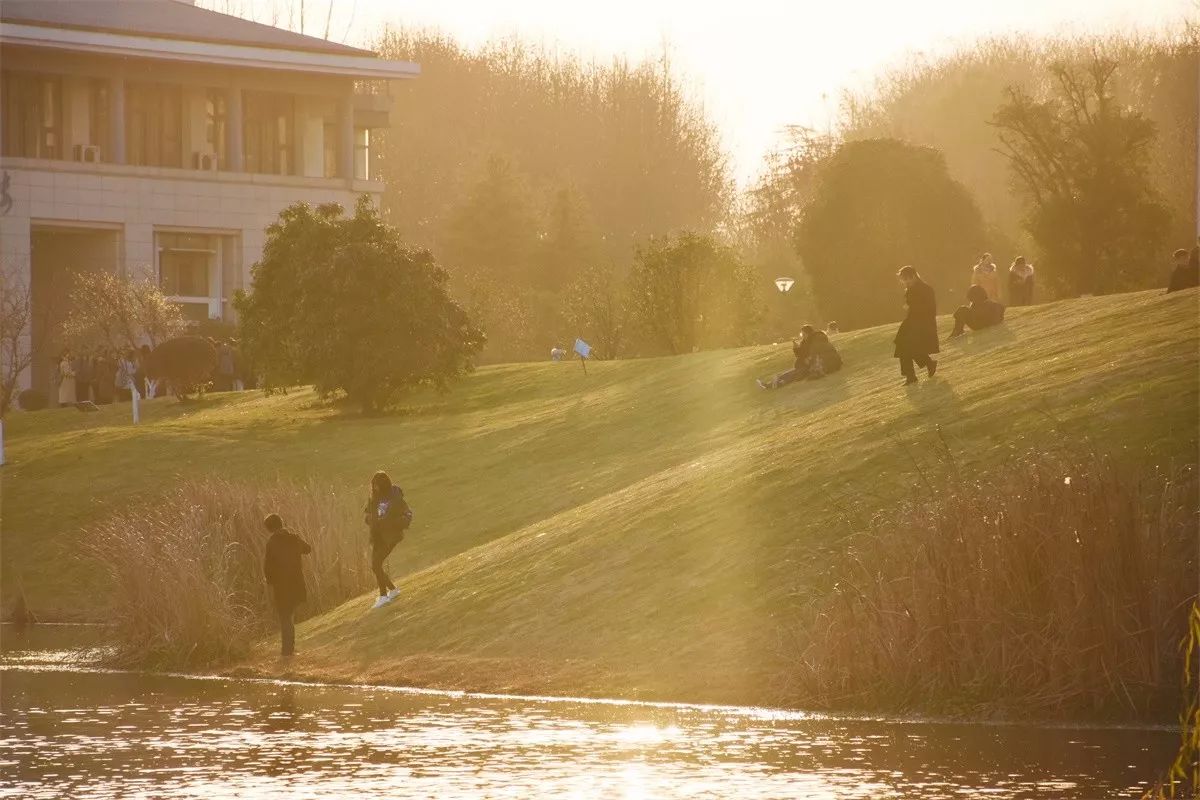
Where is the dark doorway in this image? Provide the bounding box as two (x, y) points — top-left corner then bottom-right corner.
(30, 226), (121, 404)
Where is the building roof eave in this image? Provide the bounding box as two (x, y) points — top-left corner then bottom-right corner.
(1, 23), (420, 80)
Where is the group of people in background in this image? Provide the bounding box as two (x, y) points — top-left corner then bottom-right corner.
(55, 346), (147, 407)
(761, 239), (1197, 392)
(51, 337), (253, 408)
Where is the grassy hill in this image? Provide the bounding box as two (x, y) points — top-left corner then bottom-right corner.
(3, 290), (1198, 709)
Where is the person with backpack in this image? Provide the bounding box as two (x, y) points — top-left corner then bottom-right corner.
(364, 471), (413, 609)
(262, 513), (312, 657)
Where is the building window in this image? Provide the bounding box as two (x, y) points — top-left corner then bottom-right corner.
(205, 90), (227, 166)
(244, 92), (294, 176)
(354, 127), (370, 181)
(127, 82), (183, 167)
(1, 72), (63, 159)
(323, 121), (339, 178)
(158, 232), (219, 319)
(89, 80), (111, 159)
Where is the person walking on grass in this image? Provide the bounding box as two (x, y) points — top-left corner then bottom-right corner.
(364, 471), (413, 609)
(894, 265), (939, 386)
(262, 513), (311, 657)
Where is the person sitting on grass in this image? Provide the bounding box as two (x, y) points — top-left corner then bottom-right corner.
(949, 284), (1006, 339)
(364, 471), (413, 609)
(757, 324), (843, 389)
(1167, 246), (1199, 293)
(262, 513), (311, 658)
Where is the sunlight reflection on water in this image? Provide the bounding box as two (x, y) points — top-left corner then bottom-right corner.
(0, 625), (1177, 799)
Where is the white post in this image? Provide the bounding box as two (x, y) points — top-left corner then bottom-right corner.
(131, 387), (140, 424)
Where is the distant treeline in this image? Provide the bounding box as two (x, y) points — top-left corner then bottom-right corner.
(367, 26), (1196, 359)
(372, 31), (730, 361)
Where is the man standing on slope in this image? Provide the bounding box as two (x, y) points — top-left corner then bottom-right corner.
(262, 513), (312, 657)
(894, 265), (939, 386)
(364, 471), (413, 609)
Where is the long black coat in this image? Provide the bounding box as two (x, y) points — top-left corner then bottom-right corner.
(264, 529), (311, 608)
(894, 279), (940, 358)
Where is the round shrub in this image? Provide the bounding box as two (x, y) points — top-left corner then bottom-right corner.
(17, 388), (48, 411)
(147, 336), (218, 400)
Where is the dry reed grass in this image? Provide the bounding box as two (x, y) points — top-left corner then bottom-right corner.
(82, 478), (368, 667)
(782, 452), (1198, 720)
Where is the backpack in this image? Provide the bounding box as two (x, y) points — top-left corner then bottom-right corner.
(375, 486), (414, 532)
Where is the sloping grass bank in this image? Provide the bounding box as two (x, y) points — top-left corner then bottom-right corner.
(3, 290), (1197, 719)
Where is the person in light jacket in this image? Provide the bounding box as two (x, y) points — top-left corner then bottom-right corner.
(56, 351), (76, 406)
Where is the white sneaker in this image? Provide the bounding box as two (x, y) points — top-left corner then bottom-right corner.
(371, 595), (392, 609)
(386, 588), (401, 600)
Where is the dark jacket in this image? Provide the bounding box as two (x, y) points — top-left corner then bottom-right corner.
(894, 279), (939, 358)
(1167, 255), (1199, 293)
(808, 332), (843, 375)
(972, 298), (1006, 328)
(365, 485), (412, 543)
(263, 529), (311, 608)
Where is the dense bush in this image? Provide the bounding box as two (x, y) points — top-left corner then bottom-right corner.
(777, 452), (1198, 720)
(235, 198), (485, 412)
(81, 478), (369, 667)
(795, 138), (987, 329)
(147, 336), (217, 400)
(16, 388), (47, 411)
(626, 232), (762, 355)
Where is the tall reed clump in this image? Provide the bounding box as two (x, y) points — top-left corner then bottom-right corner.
(1144, 601), (1200, 799)
(783, 453), (1198, 720)
(82, 478), (369, 667)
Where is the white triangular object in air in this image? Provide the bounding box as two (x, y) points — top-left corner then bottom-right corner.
(774, 277), (795, 293)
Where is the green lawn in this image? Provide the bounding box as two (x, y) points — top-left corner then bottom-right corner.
(3, 290), (1198, 707)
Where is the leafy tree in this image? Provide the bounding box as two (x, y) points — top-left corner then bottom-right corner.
(563, 262), (625, 360)
(627, 233), (761, 355)
(60, 271), (185, 352)
(993, 59), (1171, 294)
(736, 128), (834, 336)
(795, 139), (987, 330)
(441, 155), (540, 287)
(235, 198), (484, 412)
(536, 187), (601, 292)
(839, 33), (1196, 271)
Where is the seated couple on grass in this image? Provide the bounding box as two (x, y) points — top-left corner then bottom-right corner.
(949, 284), (1005, 340)
(758, 324), (843, 390)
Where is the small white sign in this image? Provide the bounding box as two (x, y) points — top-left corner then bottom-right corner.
(774, 277), (795, 293)
(574, 338), (592, 359)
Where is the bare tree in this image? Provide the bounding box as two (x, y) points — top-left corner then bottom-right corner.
(60, 271), (185, 353)
(0, 261), (58, 415)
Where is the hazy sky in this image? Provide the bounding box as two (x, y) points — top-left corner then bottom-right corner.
(254, 0), (1193, 185)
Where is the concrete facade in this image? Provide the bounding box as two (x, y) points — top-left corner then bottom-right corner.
(0, 1), (418, 399)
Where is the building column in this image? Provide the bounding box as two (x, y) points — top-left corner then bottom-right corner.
(338, 96), (354, 186)
(227, 85), (244, 172)
(109, 76), (125, 164)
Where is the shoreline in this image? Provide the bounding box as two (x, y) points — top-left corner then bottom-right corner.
(0, 657), (1180, 736)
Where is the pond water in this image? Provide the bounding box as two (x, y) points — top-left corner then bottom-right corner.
(0, 625), (1176, 799)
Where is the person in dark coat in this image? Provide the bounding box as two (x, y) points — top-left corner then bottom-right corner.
(894, 265), (939, 386)
(757, 325), (843, 389)
(1167, 247), (1199, 293)
(950, 285), (1006, 339)
(262, 513), (311, 657)
(364, 471), (412, 609)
